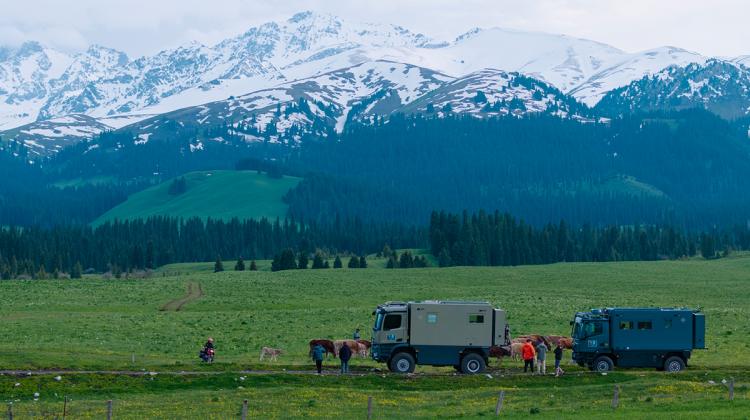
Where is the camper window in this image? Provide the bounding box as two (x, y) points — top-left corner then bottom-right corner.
(469, 314), (485, 323)
(619, 321), (634, 330)
(637, 321), (653, 330)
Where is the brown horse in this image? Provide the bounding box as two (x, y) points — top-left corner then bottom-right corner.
(545, 335), (574, 349)
(356, 339), (371, 357)
(489, 345), (512, 367)
(309, 339), (336, 358)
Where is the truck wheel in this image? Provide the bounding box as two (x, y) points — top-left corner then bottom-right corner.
(593, 356), (614, 372)
(389, 353), (416, 373)
(460, 353), (486, 374)
(664, 356), (685, 373)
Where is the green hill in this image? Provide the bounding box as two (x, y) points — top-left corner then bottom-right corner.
(93, 170), (300, 226)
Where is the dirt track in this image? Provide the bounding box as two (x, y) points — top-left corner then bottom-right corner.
(159, 281), (203, 311)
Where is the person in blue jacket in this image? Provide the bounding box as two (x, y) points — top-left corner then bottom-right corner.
(312, 343), (325, 374)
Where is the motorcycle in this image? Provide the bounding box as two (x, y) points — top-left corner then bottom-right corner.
(199, 347), (215, 363)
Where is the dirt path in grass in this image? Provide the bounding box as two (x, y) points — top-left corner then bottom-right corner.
(159, 281), (203, 311)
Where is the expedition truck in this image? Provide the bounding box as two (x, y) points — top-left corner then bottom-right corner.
(571, 308), (705, 372)
(371, 301), (510, 374)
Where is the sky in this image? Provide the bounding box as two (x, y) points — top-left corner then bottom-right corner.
(1, 0), (748, 58)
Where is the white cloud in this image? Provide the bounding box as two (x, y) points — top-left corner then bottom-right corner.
(0, 0), (747, 57)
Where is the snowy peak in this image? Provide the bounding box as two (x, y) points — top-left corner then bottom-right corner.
(400, 68), (589, 118)
(596, 59), (750, 119)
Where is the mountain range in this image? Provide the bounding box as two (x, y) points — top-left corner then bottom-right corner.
(1, 11), (749, 156)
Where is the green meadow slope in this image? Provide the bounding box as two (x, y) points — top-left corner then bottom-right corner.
(1, 256), (748, 418)
(93, 171), (300, 225)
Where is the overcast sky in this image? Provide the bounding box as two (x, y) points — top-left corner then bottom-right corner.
(1, 0), (748, 58)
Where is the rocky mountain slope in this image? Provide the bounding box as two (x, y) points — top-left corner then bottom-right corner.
(596, 59), (750, 119)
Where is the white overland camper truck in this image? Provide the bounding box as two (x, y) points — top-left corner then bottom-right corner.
(370, 301), (510, 374)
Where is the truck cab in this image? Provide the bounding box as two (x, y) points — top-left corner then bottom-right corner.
(371, 301), (509, 374)
(571, 308), (705, 372)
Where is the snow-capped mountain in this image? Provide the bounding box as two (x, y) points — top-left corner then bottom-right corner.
(0, 42), (74, 129)
(0, 11), (714, 134)
(121, 60), (449, 143)
(399, 69), (588, 118)
(595, 59), (750, 119)
(2, 114), (114, 156)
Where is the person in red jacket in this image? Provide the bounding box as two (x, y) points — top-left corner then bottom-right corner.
(522, 339), (536, 373)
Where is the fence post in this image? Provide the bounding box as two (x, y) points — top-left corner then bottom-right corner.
(612, 384), (619, 409)
(7, 403), (12, 420)
(729, 378), (734, 401)
(106, 400), (113, 420)
(495, 390), (505, 415)
(241, 399), (248, 420)
(131, 353), (135, 364)
(367, 396), (373, 420)
(62, 396), (68, 420)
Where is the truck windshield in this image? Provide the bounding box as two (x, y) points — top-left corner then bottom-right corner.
(374, 312), (384, 330)
(572, 316), (582, 338)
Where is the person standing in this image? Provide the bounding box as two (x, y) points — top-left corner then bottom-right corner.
(554, 344), (565, 377)
(339, 342), (352, 374)
(353, 328), (361, 340)
(522, 339), (536, 373)
(312, 343), (325, 374)
(536, 340), (549, 375)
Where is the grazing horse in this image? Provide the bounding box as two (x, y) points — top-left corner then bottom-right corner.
(334, 340), (365, 357)
(545, 335), (574, 350)
(309, 339), (336, 358)
(514, 335), (552, 349)
(489, 345), (511, 367)
(356, 339), (371, 357)
(259, 346), (283, 361)
(509, 342), (524, 361)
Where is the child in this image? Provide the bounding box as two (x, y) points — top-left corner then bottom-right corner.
(554, 344), (565, 377)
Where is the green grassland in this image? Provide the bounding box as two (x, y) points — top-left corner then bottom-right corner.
(92, 171), (300, 226)
(1, 257), (749, 418)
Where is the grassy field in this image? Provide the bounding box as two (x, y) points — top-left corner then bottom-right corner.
(92, 170), (300, 226)
(1, 256), (749, 418)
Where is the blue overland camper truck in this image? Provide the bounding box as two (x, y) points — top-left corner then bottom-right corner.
(571, 308), (705, 372)
(371, 301), (510, 374)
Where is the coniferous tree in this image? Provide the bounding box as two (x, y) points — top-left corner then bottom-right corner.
(36, 264), (47, 280)
(273, 249), (297, 271)
(438, 248), (453, 267)
(347, 256), (360, 269)
(386, 256), (397, 269)
(214, 256), (224, 273)
(399, 251), (414, 269)
(235, 257), (245, 271)
(701, 234), (716, 260)
(71, 262), (83, 279)
(333, 256), (343, 269)
(324, 260), (330, 269)
(311, 252), (326, 269)
(298, 253), (309, 269)
(250, 260), (258, 271)
(359, 255), (367, 269)
(145, 241), (155, 269)
(112, 264), (122, 279)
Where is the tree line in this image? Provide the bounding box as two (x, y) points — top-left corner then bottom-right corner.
(0, 216), (424, 279)
(429, 210), (750, 267)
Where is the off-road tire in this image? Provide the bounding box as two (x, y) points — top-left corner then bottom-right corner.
(664, 356), (685, 373)
(389, 352), (416, 373)
(460, 353), (486, 374)
(593, 356), (614, 372)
